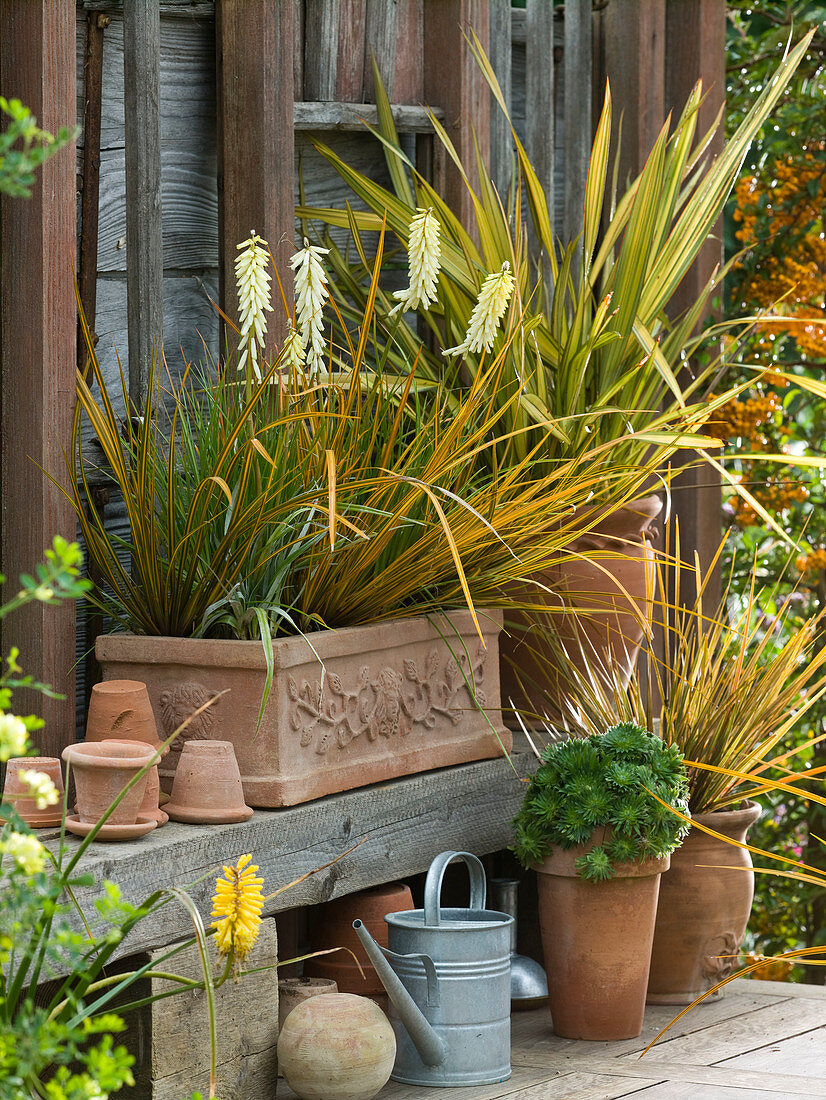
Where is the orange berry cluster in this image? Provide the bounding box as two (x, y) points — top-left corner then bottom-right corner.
(730, 476), (808, 528)
(796, 548), (826, 575)
(707, 392), (782, 444)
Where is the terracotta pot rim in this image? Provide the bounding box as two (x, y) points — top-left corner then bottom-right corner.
(689, 799), (761, 830)
(91, 678), (151, 694)
(533, 844), (671, 880)
(62, 742), (156, 768)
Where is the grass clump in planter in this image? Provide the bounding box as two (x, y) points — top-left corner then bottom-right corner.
(512, 722), (690, 880)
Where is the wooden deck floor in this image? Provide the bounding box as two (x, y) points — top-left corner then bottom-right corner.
(279, 979), (826, 1099)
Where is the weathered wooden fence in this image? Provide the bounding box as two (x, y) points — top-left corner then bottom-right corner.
(0, 0), (725, 755)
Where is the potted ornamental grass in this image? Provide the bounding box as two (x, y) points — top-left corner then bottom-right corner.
(513, 722), (689, 1040)
(531, 539), (826, 1006)
(66, 231), (667, 808)
(298, 35), (816, 714)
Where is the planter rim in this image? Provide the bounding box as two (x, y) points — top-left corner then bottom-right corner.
(62, 742), (156, 769)
(688, 799), (762, 831)
(533, 844), (671, 880)
(96, 608), (502, 671)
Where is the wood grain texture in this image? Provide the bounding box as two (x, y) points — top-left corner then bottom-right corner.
(488, 0), (513, 204)
(303, 0), (340, 100)
(363, 0), (399, 100)
(216, 0), (294, 349)
(0, 0), (78, 758)
(662, 0), (726, 601)
(562, 0), (591, 246)
(126, 919), (278, 1100)
(423, 0), (490, 234)
(123, 0), (164, 409)
(294, 101), (438, 131)
(337, 0), (368, 102)
(43, 754), (535, 968)
(525, 0), (554, 230)
(394, 0), (424, 104)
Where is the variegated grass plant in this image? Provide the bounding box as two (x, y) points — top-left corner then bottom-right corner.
(515, 536), (826, 816)
(63, 229), (684, 659)
(297, 32), (816, 513)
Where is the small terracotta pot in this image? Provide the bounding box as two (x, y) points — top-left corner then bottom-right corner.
(535, 835), (669, 1040)
(501, 495), (662, 726)
(62, 741), (155, 826)
(647, 801), (762, 1005)
(86, 679), (162, 750)
(164, 740), (253, 824)
(1, 756), (64, 827)
(101, 739), (168, 826)
(305, 882), (414, 1009)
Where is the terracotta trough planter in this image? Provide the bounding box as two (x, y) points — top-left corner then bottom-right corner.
(96, 610), (510, 807)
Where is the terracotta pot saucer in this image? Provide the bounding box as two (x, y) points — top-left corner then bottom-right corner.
(163, 800), (253, 825)
(64, 813), (158, 842)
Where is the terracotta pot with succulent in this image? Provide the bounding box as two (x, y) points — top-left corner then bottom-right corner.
(297, 35), (815, 719)
(542, 541), (826, 1006)
(65, 228), (669, 807)
(513, 722), (690, 1040)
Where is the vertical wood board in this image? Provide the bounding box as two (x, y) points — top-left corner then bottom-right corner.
(562, 0), (591, 245)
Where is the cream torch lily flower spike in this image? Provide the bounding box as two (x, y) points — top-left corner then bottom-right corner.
(444, 261), (514, 356)
(235, 231), (273, 382)
(290, 238), (330, 375)
(391, 206), (441, 315)
(282, 322), (305, 372)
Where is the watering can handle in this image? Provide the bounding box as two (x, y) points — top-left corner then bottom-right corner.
(378, 944), (441, 1008)
(424, 850), (486, 927)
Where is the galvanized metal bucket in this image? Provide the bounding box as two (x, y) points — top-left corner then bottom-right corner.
(355, 849), (513, 1087)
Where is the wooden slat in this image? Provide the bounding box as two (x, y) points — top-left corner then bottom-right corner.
(123, 0), (164, 410)
(0, 0), (77, 759)
(597, 0), (665, 192)
(525, 0), (555, 242)
(294, 100), (440, 132)
(216, 0), (294, 352)
(562, 0), (591, 245)
(663, 0), (726, 602)
(363, 0), (399, 101)
(303, 0), (340, 100)
(394, 0), (424, 104)
(488, 0), (513, 203)
(423, 0), (490, 235)
(337, 0), (368, 101)
(46, 754), (535, 965)
(293, 0), (305, 101)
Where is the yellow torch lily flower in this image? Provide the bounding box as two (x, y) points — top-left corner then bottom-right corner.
(211, 854), (264, 964)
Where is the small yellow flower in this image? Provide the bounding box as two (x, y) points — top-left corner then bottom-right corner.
(19, 769), (60, 810)
(0, 713), (29, 762)
(1, 831), (46, 874)
(211, 854), (264, 964)
(444, 261), (514, 356)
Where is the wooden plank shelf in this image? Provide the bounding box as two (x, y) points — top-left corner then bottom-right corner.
(294, 101), (442, 133)
(43, 753), (534, 967)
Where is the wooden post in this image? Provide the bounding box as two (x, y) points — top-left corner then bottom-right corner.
(216, 0), (294, 353)
(423, 0), (490, 234)
(562, 0), (592, 245)
(123, 0), (163, 412)
(597, 0), (665, 191)
(488, 0), (513, 203)
(0, 0), (77, 758)
(525, 0), (555, 239)
(664, 0), (726, 597)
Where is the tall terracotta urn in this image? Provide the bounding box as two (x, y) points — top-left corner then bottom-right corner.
(535, 842), (669, 1040)
(500, 495), (662, 726)
(647, 801), (761, 1005)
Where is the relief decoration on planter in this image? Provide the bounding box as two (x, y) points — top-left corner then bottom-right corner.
(159, 681), (221, 750)
(289, 643), (489, 756)
(701, 931), (741, 984)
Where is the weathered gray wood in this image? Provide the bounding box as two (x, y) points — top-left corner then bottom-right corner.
(44, 754), (535, 966)
(294, 100), (438, 131)
(394, 0), (424, 104)
(0, 0), (78, 759)
(524, 0), (554, 255)
(303, 0), (340, 100)
(293, 0), (305, 101)
(488, 0), (513, 203)
(363, 0), (399, 100)
(123, 0), (164, 411)
(337, 0), (368, 101)
(718, 1025), (826, 1077)
(562, 0), (591, 246)
(83, 0), (213, 13)
(126, 919), (278, 1100)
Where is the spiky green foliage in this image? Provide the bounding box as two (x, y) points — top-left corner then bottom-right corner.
(512, 724), (689, 880)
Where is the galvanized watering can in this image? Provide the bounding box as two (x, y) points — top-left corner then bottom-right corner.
(353, 850), (513, 1087)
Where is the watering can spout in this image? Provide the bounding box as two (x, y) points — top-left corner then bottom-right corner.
(352, 919), (447, 1068)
